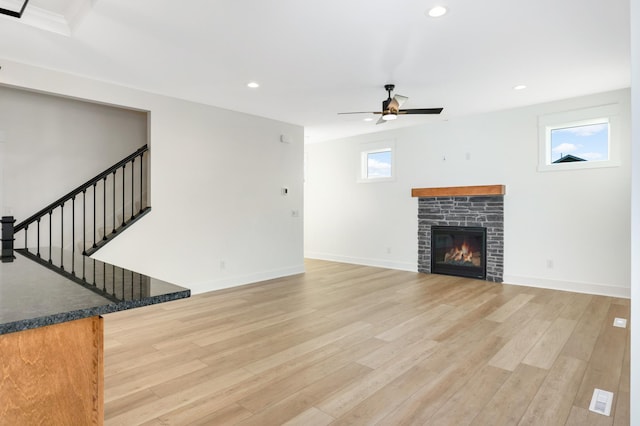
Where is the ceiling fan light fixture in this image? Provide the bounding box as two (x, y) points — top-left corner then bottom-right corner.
(338, 84), (443, 121)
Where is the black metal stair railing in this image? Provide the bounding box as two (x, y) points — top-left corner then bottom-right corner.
(14, 145), (150, 263)
(0, 145), (152, 302)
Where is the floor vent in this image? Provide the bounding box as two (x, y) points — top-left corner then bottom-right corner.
(613, 317), (627, 328)
(589, 388), (614, 416)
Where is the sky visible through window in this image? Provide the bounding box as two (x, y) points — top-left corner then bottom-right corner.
(550, 122), (609, 162)
(367, 150), (392, 178)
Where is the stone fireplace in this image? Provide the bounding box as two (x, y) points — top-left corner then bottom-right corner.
(412, 185), (505, 282)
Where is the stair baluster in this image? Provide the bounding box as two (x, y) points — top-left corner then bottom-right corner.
(121, 164), (126, 227)
(60, 203), (64, 270)
(131, 157), (135, 220)
(92, 182), (97, 249)
(48, 211), (52, 262)
(112, 170), (116, 235)
(36, 218), (40, 258)
(82, 188), (87, 255)
(103, 176), (107, 241)
(71, 196), (75, 275)
(140, 151), (144, 211)
(9, 145), (150, 298)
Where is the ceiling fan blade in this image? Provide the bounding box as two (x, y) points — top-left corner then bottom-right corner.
(393, 94), (408, 108)
(399, 108), (444, 115)
(387, 94), (408, 113)
(339, 86), (441, 121)
(338, 111), (377, 115)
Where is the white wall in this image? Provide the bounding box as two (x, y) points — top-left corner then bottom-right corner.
(629, 0), (638, 422)
(0, 85), (146, 221)
(0, 59), (304, 294)
(305, 89), (631, 298)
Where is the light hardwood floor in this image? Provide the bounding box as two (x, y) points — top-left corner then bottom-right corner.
(104, 260), (630, 425)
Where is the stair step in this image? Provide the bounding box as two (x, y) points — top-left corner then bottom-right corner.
(84, 207), (151, 256)
(73, 207), (151, 255)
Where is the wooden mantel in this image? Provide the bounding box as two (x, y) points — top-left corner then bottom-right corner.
(411, 184), (505, 198)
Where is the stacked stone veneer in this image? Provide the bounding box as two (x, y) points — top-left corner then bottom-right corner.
(418, 195), (504, 282)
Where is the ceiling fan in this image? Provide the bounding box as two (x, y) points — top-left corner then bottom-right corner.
(339, 84), (443, 124)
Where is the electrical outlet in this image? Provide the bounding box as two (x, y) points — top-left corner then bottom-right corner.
(291, 210), (300, 217)
(219, 261), (226, 270)
(546, 259), (554, 269)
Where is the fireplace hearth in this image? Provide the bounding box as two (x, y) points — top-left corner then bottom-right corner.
(431, 226), (486, 279)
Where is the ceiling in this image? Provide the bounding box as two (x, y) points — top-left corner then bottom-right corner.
(0, 0), (631, 143)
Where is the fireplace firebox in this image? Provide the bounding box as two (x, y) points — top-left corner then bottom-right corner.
(431, 226), (487, 279)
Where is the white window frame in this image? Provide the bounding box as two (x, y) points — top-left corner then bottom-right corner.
(358, 140), (395, 183)
(538, 104), (620, 172)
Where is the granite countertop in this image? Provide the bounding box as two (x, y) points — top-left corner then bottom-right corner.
(0, 251), (190, 335)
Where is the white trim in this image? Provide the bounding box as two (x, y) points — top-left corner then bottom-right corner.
(186, 265), (305, 295)
(538, 103), (621, 172)
(503, 274), (630, 298)
(302, 257), (630, 298)
(305, 252), (417, 272)
(630, 2), (639, 423)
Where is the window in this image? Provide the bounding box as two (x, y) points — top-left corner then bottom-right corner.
(366, 149), (392, 178)
(359, 141), (395, 182)
(549, 121), (609, 164)
(538, 104), (620, 171)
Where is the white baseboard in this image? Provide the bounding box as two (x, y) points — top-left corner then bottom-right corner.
(186, 259), (630, 299)
(304, 254), (630, 299)
(187, 265), (305, 295)
(503, 274), (630, 299)
(304, 252), (417, 272)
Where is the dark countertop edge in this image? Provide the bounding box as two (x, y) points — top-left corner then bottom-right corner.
(0, 289), (190, 336)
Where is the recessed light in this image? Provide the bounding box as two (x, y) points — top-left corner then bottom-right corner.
(427, 6), (448, 17)
(364, 117), (374, 122)
(247, 81), (260, 88)
(513, 84), (527, 90)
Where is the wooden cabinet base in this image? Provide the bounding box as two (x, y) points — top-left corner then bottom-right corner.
(0, 316), (104, 425)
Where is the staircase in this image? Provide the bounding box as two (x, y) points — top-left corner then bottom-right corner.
(5, 145), (151, 300)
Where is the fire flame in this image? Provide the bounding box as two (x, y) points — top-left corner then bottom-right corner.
(444, 242), (474, 264)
